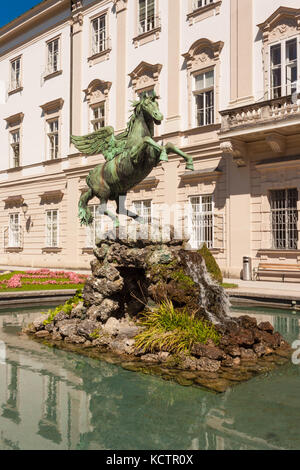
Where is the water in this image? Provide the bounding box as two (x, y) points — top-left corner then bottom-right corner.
(0, 305), (300, 450)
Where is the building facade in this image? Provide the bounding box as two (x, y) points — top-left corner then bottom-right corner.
(0, 0), (300, 278)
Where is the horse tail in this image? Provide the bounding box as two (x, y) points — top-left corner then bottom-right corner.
(78, 188), (94, 226)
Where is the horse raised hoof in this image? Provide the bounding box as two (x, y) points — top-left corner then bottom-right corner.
(159, 149), (168, 163)
(185, 162), (194, 171)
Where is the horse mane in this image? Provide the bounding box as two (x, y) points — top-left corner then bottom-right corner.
(115, 100), (144, 142)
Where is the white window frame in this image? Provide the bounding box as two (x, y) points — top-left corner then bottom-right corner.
(193, 0), (214, 10)
(269, 36), (299, 99)
(91, 14), (107, 55)
(132, 199), (152, 226)
(45, 210), (59, 248)
(10, 57), (21, 91)
(188, 195), (214, 249)
(8, 213), (21, 248)
(47, 118), (59, 160)
(193, 69), (215, 127)
(91, 103), (105, 131)
(10, 129), (20, 168)
(46, 37), (60, 75)
(138, 0), (156, 34)
(86, 205), (104, 247)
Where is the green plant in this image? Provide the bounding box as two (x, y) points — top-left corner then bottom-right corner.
(134, 299), (220, 354)
(198, 243), (223, 284)
(43, 289), (83, 325)
(90, 328), (101, 339)
(221, 283), (238, 289)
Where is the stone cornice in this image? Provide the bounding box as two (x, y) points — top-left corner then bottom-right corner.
(0, 0), (70, 46)
(40, 98), (64, 114)
(4, 112), (24, 127)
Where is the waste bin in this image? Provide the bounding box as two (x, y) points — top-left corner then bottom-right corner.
(243, 256), (252, 281)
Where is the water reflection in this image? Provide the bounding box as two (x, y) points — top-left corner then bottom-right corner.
(0, 307), (300, 450)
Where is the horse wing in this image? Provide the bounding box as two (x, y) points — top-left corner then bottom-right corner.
(71, 126), (116, 156)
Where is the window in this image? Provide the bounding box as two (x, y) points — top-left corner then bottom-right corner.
(139, 0), (156, 34)
(47, 119), (59, 160)
(47, 38), (59, 75)
(10, 130), (20, 168)
(9, 213), (21, 248)
(189, 195), (214, 249)
(87, 205), (104, 247)
(193, 0), (214, 10)
(10, 58), (21, 91)
(46, 210), (59, 247)
(132, 200), (152, 225)
(92, 15), (107, 55)
(270, 38), (298, 99)
(270, 189), (298, 250)
(91, 104), (105, 131)
(194, 70), (214, 126)
(137, 88), (154, 100)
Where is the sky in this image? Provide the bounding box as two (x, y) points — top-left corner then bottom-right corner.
(0, 1), (42, 29)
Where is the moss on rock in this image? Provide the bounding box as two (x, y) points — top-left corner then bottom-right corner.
(198, 243), (223, 284)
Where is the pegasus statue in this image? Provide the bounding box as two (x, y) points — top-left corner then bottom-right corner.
(71, 92), (194, 228)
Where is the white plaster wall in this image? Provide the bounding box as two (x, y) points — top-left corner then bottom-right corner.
(81, 1), (117, 134)
(127, 0), (169, 128)
(0, 20), (71, 170)
(180, 0), (231, 130)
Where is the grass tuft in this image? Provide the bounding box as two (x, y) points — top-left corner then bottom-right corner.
(43, 289), (83, 325)
(134, 299), (220, 355)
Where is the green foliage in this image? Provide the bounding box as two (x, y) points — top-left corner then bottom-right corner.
(170, 270), (195, 289)
(134, 300), (220, 354)
(90, 328), (101, 339)
(221, 283), (238, 289)
(43, 289), (83, 325)
(198, 243), (223, 284)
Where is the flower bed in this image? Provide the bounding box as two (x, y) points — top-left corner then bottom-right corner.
(0, 269), (88, 291)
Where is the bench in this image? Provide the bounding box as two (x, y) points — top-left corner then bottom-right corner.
(254, 263), (300, 282)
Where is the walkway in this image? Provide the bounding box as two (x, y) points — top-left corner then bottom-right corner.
(224, 277), (300, 308)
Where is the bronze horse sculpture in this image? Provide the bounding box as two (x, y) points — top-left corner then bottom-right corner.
(71, 93), (194, 228)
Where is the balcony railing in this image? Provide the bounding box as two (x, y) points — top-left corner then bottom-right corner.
(220, 94), (300, 134)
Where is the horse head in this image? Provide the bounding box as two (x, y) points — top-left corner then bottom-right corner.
(133, 91), (164, 127)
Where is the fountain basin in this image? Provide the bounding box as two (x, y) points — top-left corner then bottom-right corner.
(23, 239), (293, 393)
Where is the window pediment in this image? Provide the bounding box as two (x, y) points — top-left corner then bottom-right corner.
(40, 98), (64, 115)
(129, 61), (162, 91)
(182, 38), (224, 72)
(258, 7), (300, 43)
(4, 112), (24, 127)
(84, 79), (112, 104)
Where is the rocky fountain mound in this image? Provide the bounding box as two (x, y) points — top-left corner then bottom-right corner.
(24, 238), (292, 393)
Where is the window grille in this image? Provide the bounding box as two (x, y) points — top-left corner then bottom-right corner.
(270, 188), (298, 250)
(189, 195), (214, 249)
